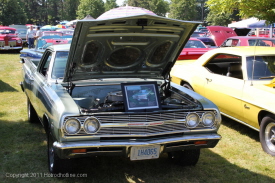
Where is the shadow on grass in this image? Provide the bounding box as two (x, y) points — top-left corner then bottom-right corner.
(0, 50), (20, 54)
(0, 119), (274, 183)
(221, 115), (259, 142)
(0, 80), (18, 92)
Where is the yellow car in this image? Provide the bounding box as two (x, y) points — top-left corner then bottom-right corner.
(171, 46), (275, 156)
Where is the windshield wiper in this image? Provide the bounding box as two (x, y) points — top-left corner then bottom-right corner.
(259, 76), (275, 79)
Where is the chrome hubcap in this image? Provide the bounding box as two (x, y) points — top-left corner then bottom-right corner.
(265, 122), (275, 152)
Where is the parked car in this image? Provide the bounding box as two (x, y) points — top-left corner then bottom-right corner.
(20, 35), (72, 64)
(206, 26), (251, 47)
(56, 29), (74, 35)
(20, 13), (222, 173)
(220, 36), (275, 47)
(42, 31), (64, 37)
(178, 38), (214, 60)
(191, 31), (206, 37)
(0, 26), (23, 52)
(9, 24), (28, 46)
(171, 46), (275, 156)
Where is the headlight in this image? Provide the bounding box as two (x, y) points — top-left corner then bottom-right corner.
(83, 117), (100, 134)
(186, 113), (199, 128)
(202, 112), (215, 127)
(17, 39), (22, 43)
(64, 118), (81, 134)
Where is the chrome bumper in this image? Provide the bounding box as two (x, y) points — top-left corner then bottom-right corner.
(0, 46), (22, 50)
(54, 133), (221, 159)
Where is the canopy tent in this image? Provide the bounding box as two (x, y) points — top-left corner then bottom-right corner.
(248, 20), (275, 28)
(228, 17), (259, 28)
(82, 15), (94, 20)
(66, 20), (78, 26)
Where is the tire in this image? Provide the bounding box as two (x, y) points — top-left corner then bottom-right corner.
(27, 99), (39, 123)
(48, 133), (72, 173)
(169, 149), (200, 166)
(182, 83), (194, 91)
(260, 115), (275, 156)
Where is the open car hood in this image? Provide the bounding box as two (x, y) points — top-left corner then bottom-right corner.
(233, 28), (251, 36)
(63, 15), (199, 82)
(207, 26), (251, 47)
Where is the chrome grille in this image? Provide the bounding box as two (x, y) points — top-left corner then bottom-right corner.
(63, 111), (216, 136)
(9, 41), (16, 46)
(0, 41), (4, 47)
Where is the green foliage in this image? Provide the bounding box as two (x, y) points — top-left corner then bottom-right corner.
(206, 0), (275, 24)
(63, 0), (80, 21)
(169, 0), (196, 20)
(104, 0), (118, 12)
(1, 0), (26, 25)
(77, 0), (105, 19)
(128, 0), (169, 16)
(206, 12), (232, 26)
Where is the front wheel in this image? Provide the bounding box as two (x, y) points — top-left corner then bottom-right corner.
(260, 115), (275, 156)
(169, 149), (200, 166)
(48, 133), (72, 173)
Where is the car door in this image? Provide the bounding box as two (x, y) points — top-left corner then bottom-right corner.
(203, 54), (246, 122)
(31, 50), (53, 118)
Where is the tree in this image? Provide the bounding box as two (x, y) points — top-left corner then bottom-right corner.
(76, 0), (105, 19)
(127, 0), (169, 16)
(169, 0), (197, 20)
(1, 0), (27, 25)
(206, 12), (232, 26)
(104, 0), (117, 12)
(63, 0), (80, 20)
(206, 0), (275, 24)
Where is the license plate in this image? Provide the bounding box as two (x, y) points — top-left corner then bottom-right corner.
(130, 145), (160, 160)
(4, 46), (10, 49)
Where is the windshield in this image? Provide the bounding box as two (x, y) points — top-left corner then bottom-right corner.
(51, 51), (69, 79)
(0, 29), (15, 34)
(184, 40), (207, 48)
(246, 56), (275, 80)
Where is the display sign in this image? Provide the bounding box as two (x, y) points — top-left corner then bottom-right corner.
(121, 82), (161, 111)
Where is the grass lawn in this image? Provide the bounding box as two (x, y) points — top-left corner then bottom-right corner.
(0, 52), (274, 183)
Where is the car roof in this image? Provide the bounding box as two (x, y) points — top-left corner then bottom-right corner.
(196, 46), (275, 64)
(48, 44), (71, 51)
(227, 36), (275, 40)
(0, 26), (16, 30)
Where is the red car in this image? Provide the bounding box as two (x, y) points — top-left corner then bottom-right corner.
(178, 38), (213, 60)
(220, 36), (275, 47)
(0, 26), (23, 52)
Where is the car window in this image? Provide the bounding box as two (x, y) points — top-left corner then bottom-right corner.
(248, 39), (275, 47)
(0, 29), (15, 34)
(40, 51), (52, 76)
(204, 54), (243, 79)
(246, 56), (275, 80)
(221, 39), (239, 47)
(184, 40), (207, 48)
(51, 51), (69, 79)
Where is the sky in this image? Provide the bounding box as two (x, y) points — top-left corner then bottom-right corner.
(103, 0), (125, 6)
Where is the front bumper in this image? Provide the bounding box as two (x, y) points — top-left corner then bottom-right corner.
(0, 46), (22, 50)
(54, 133), (221, 159)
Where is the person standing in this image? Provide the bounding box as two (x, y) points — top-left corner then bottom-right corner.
(26, 26), (36, 49)
(35, 27), (42, 46)
(35, 27), (42, 39)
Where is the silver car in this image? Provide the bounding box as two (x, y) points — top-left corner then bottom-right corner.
(20, 13), (222, 173)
